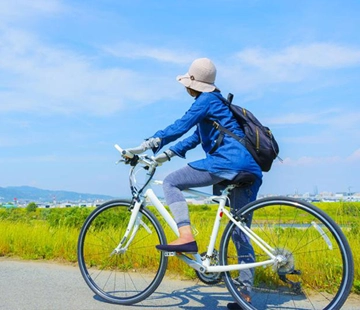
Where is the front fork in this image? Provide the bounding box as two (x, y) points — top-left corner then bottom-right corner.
(111, 200), (144, 255)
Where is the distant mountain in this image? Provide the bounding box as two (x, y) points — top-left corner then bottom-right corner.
(0, 186), (114, 203)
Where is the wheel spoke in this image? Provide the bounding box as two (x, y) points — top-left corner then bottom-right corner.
(77, 200), (168, 305)
(220, 196), (354, 310)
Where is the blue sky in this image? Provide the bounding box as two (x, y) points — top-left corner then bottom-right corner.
(1, 0), (359, 198)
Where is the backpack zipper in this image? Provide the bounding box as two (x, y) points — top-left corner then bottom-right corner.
(256, 127), (260, 151)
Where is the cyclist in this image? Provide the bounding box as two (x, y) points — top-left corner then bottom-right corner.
(125, 58), (262, 310)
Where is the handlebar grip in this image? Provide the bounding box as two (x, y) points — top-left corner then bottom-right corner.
(126, 146), (146, 154)
(114, 144), (146, 158)
(114, 144), (134, 158)
(114, 144), (124, 153)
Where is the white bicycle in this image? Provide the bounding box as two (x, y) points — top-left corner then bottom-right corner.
(77, 145), (354, 310)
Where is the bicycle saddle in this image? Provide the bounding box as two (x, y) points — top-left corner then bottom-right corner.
(218, 171), (256, 188)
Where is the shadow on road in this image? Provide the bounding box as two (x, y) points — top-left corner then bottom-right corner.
(93, 282), (234, 309)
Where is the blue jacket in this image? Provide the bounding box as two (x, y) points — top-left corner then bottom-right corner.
(151, 91), (262, 180)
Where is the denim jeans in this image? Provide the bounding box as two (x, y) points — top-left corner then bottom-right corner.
(214, 177), (262, 290)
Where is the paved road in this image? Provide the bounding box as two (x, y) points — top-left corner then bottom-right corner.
(0, 258), (359, 310)
(0, 258), (236, 310)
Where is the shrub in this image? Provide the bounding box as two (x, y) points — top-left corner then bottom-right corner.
(26, 202), (38, 212)
(354, 280), (360, 294)
(45, 207), (92, 228)
(337, 202), (360, 217)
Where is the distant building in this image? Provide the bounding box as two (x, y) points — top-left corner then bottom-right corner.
(0, 203), (17, 209)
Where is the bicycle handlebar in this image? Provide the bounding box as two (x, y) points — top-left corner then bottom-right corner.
(114, 144), (231, 200)
(114, 144), (147, 158)
(114, 144), (158, 168)
(114, 144), (159, 196)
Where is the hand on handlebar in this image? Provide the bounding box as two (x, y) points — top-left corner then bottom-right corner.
(120, 137), (161, 158)
(120, 138), (161, 163)
(115, 143), (173, 167)
(153, 150), (175, 165)
(140, 137), (161, 151)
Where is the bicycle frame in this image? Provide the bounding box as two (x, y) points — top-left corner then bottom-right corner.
(112, 144), (279, 275)
(115, 180), (278, 275)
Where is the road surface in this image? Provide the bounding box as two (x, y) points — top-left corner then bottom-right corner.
(0, 258), (359, 309)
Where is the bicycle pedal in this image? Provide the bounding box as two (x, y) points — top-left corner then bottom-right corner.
(164, 251), (177, 257)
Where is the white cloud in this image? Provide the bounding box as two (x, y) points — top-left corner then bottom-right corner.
(0, 29), (177, 115)
(236, 43), (360, 70)
(103, 43), (197, 64)
(267, 112), (319, 125)
(265, 108), (341, 125)
(347, 148), (360, 162)
(0, 2), (185, 116)
(282, 149), (360, 167)
(0, 0), (65, 23)
(1, 5), (359, 118)
(221, 43), (360, 92)
(282, 155), (341, 166)
(319, 111), (360, 130)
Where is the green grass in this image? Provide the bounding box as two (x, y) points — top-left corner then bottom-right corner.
(0, 201), (359, 293)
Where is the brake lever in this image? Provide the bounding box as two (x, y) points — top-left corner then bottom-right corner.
(115, 156), (137, 166)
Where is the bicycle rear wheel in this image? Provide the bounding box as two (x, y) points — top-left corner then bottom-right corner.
(77, 199), (168, 305)
(220, 196), (354, 310)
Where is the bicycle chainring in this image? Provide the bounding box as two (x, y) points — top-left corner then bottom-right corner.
(195, 250), (222, 285)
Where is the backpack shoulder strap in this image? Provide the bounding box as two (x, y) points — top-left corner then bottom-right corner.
(217, 93), (233, 106)
(210, 121), (245, 144)
(207, 92), (246, 154)
(208, 120), (245, 154)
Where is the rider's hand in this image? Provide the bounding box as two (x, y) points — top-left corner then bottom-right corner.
(140, 137), (161, 151)
(153, 150), (175, 165)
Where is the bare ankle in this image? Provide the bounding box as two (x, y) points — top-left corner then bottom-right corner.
(178, 225), (195, 241)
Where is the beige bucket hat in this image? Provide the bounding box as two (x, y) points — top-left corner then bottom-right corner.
(177, 58), (218, 92)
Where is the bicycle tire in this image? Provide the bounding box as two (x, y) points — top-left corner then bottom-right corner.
(220, 196), (354, 310)
(77, 199), (168, 305)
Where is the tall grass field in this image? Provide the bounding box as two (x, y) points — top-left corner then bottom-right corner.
(0, 201), (359, 293)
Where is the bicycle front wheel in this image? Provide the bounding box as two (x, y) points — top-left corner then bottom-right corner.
(77, 199), (168, 305)
(220, 196), (354, 310)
